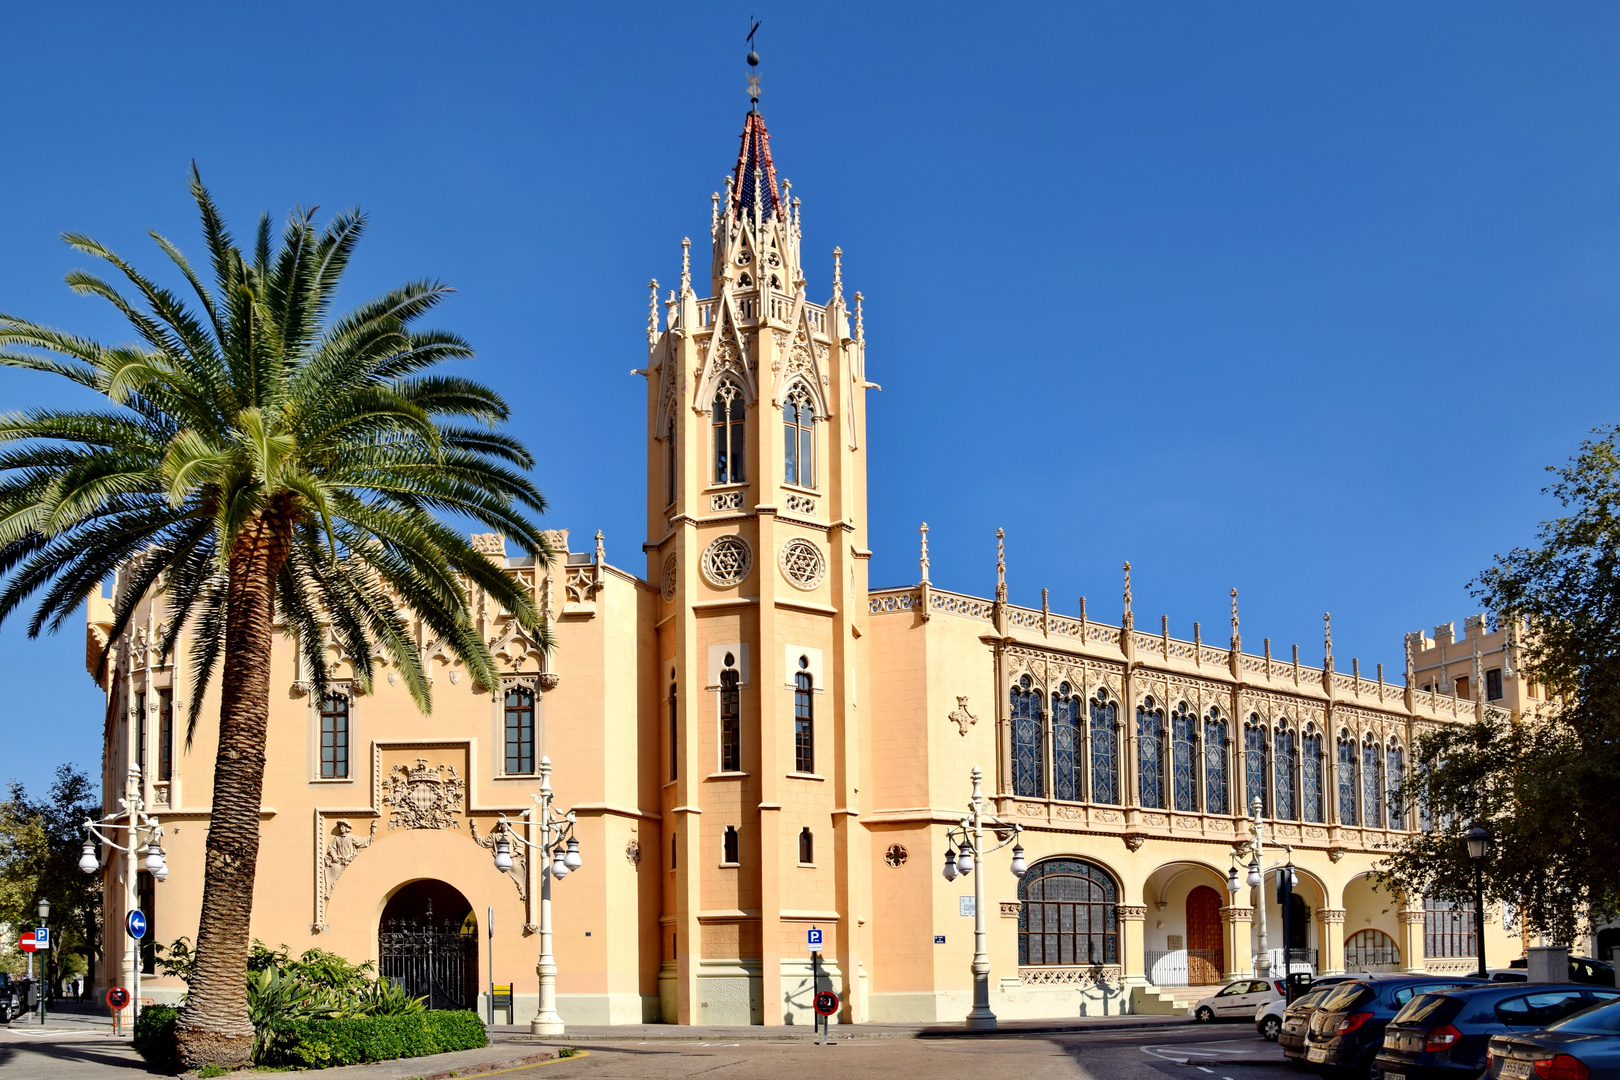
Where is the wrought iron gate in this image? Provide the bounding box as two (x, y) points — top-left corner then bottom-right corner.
(379, 910), (476, 1010)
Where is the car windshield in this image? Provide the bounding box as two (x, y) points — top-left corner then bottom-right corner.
(1318, 983), (1370, 1012)
(1294, 988), (1329, 1009)
(1394, 993), (1458, 1025)
(1550, 999), (1620, 1034)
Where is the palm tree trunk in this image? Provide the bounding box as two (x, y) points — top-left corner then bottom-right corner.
(174, 504), (292, 1070)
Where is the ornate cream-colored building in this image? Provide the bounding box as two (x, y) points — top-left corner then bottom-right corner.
(89, 93), (1523, 1027)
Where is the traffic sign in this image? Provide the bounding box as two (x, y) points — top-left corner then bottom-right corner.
(806, 927), (823, 953)
(814, 990), (840, 1016)
(106, 986), (130, 1011)
(33, 927), (48, 949)
(126, 909), (147, 940)
(18, 934), (38, 953)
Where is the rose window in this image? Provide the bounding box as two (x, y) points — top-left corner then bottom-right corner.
(778, 538), (826, 590)
(700, 535), (753, 587)
(661, 554), (677, 602)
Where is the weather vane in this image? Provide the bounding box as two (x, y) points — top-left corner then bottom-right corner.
(746, 19), (761, 106)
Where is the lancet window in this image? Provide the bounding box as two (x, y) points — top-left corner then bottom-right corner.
(1337, 733), (1358, 826)
(794, 669), (814, 774)
(719, 659), (742, 773)
(665, 418), (676, 506)
(711, 382), (746, 484)
(1362, 736), (1385, 829)
(1137, 696), (1166, 810)
(157, 687), (174, 783)
(1243, 715), (1269, 816)
(668, 677), (678, 781)
(783, 387), (815, 488)
(1090, 688), (1120, 805)
(1204, 709), (1230, 815)
(1302, 725), (1325, 823)
(1011, 675), (1045, 798)
(1171, 701), (1198, 813)
(1386, 739), (1406, 828)
(1274, 722), (1298, 820)
(1051, 683), (1082, 802)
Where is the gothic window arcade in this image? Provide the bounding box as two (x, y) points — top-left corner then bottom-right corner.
(1171, 701), (1198, 813)
(1274, 722), (1298, 820)
(1386, 739), (1407, 827)
(1136, 696), (1166, 810)
(1052, 683), (1082, 802)
(712, 382), (746, 484)
(1018, 858), (1120, 967)
(1244, 715), (1268, 816)
(1337, 733), (1358, 826)
(1011, 675), (1045, 798)
(783, 386), (815, 488)
(1090, 688), (1120, 805)
(1362, 735), (1385, 829)
(1302, 726), (1325, 824)
(1204, 708), (1230, 815)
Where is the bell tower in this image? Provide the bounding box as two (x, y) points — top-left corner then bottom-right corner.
(640, 45), (873, 1025)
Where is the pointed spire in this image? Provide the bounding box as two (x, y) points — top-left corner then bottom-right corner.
(595, 529), (606, 564)
(853, 291), (865, 342)
(647, 280), (660, 341)
(919, 522), (930, 585)
(1122, 561), (1134, 631)
(1323, 612), (1334, 672)
(1230, 588), (1241, 652)
(680, 238), (691, 295)
(995, 528), (1007, 604)
(711, 192), (721, 237)
(832, 247), (844, 303)
(731, 110), (782, 223)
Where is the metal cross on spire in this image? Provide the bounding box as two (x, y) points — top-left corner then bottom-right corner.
(746, 19), (762, 107)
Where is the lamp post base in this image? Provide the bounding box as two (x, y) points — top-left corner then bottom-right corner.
(964, 1009), (998, 1031)
(529, 1016), (565, 1037)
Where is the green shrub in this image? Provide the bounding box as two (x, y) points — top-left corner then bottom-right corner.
(261, 1010), (486, 1069)
(133, 1005), (179, 1071)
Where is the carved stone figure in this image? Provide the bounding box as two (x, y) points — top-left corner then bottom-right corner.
(323, 818), (376, 901)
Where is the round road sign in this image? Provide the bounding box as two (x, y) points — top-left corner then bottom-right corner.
(126, 909), (147, 940)
(814, 990), (839, 1016)
(107, 986), (130, 1011)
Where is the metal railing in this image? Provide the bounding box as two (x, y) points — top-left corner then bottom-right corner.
(1145, 949), (1226, 987)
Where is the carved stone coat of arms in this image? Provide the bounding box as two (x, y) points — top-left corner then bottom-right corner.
(383, 758), (465, 830)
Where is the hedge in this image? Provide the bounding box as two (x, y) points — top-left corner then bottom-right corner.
(134, 1005), (487, 1072)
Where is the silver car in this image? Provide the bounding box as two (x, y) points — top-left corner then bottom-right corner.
(1194, 978), (1284, 1021)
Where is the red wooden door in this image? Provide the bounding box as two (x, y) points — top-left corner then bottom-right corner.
(1186, 885), (1224, 985)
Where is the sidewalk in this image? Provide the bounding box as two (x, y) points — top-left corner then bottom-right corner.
(491, 1011), (1192, 1041)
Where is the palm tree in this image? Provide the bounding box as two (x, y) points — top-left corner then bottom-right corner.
(0, 169), (550, 1068)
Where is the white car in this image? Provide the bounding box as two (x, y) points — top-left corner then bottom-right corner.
(1193, 978), (1284, 1021)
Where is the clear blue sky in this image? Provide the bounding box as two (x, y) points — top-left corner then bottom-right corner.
(3, 3), (1617, 797)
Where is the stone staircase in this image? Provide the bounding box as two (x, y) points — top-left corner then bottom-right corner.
(1132, 983), (1217, 1016)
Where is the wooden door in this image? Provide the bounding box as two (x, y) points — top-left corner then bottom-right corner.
(1186, 885), (1224, 985)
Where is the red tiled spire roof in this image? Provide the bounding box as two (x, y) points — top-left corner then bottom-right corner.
(731, 110), (781, 223)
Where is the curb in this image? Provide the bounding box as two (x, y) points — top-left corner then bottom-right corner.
(412, 1048), (560, 1079)
(498, 1017), (1194, 1042)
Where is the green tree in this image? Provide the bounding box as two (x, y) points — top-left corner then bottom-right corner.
(0, 171), (550, 1067)
(1383, 427), (1620, 944)
(0, 765), (101, 989)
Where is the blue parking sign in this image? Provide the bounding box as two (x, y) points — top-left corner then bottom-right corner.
(807, 927), (823, 953)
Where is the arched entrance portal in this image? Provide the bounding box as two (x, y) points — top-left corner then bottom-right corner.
(1185, 886), (1225, 985)
(379, 879), (478, 1010)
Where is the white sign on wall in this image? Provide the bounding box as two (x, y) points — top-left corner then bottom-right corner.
(959, 896), (975, 917)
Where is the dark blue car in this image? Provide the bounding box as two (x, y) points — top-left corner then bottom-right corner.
(1489, 997), (1620, 1080)
(1375, 983), (1620, 1080)
(1302, 975), (1480, 1079)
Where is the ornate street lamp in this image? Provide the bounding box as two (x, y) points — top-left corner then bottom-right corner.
(80, 766), (166, 1022)
(939, 765), (1027, 1031)
(1465, 822), (1490, 979)
(488, 756), (582, 1036)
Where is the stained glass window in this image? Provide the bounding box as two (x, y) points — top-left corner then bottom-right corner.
(1244, 717), (1268, 816)
(1091, 689), (1120, 805)
(1387, 741), (1406, 828)
(1018, 858), (1119, 966)
(1302, 728), (1324, 823)
(712, 383), (746, 484)
(1171, 702), (1198, 812)
(1204, 710), (1229, 815)
(1137, 696), (1165, 810)
(1052, 683), (1081, 802)
(1337, 735), (1358, 826)
(1424, 893), (1476, 958)
(1011, 675), (1045, 798)
(1274, 724), (1298, 820)
(1362, 738), (1384, 829)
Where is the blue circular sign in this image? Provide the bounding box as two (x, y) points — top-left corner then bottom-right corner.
(126, 909), (146, 940)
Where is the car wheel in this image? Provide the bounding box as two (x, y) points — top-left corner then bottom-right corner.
(1195, 1006), (1215, 1022)
(1261, 1015), (1281, 1040)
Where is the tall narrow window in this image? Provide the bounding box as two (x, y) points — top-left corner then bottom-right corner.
(158, 688), (174, 783)
(138, 870), (156, 974)
(1362, 737), (1384, 829)
(712, 384), (746, 484)
(665, 418), (677, 506)
(719, 661), (741, 772)
(135, 690), (146, 779)
(671, 834), (677, 870)
(504, 687), (535, 775)
(1386, 740), (1406, 828)
(1424, 893), (1476, 958)
(1011, 676), (1045, 798)
(1051, 683), (1082, 802)
(1302, 727), (1325, 823)
(784, 388), (815, 488)
(1171, 702), (1198, 812)
(1243, 716), (1268, 816)
(798, 827), (814, 864)
(669, 679), (679, 781)
(794, 667), (814, 774)
(1485, 668), (1503, 701)
(1204, 709), (1229, 815)
(1274, 724), (1297, 820)
(320, 693), (350, 779)
(722, 825), (740, 865)
(1137, 696), (1165, 810)
(1090, 689), (1120, 805)
(1337, 734), (1358, 825)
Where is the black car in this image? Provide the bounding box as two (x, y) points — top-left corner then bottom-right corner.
(1374, 982), (1620, 1080)
(1489, 996), (1620, 1080)
(1507, 956), (1618, 988)
(1302, 976), (1480, 1079)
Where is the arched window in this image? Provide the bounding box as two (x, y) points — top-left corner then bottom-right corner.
(1424, 893), (1477, 958)
(1011, 675), (1045, 798)
(794, 667), (814, 774)
(1204, 709), (1229, 815)
(1137, 696), (1166, 810)
(1051, 683), (1082, 802)
(1386, 739), (1406, 828)
(798, 827), (814, 865)
(665, 417), (677, 506)
(1301, 726), (1324, 823)
(719, 658), (741, 773)
(712, 382), (746, 484)
(668, 676), (678, 781)
(1344, 928), (1400, 972)
(504, 687), (534, 775)
(1362, 736), (1384, 829)
(1337, 733), (1358, 826)
(1171, 702), (1198, 812)
(1274, 723), (1298, 820)
(1018, 858), (1119, 966)
(722, 825), (740, 866)
(1090, 688), (1120, 805)
(783, 387), (815, 488)
(1243, 715), (1268, 816)
(157, 687), (174, 783)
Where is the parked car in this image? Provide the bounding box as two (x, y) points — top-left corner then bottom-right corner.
(1260, 983), (1329, 1041)
(1193, 977), (1284, 1021)
(1506, 956), (1618, 988)
(1489, 996), (1620, 1079)
(1374, 982), (1620, 1080)
(1277, 975), (1407, 1062)
(1302, 976), (1480, 1079)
